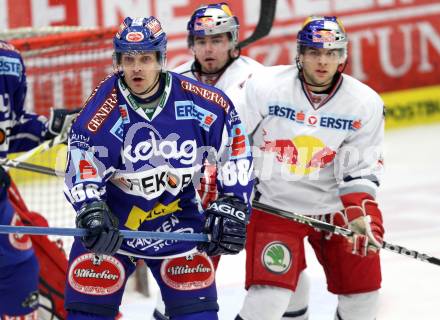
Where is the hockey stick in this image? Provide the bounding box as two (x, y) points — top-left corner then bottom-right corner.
(0, 157), (61, 176)
(0, 225), (209, 242)
(252, 201), (440, 267)
(0, 132), (67, 176)
(237, 0), (277, 49)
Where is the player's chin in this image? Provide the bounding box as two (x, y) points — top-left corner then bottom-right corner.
(130, 80), (147, 90)
(313, 77), (331, 86)
(203, 62), (220, 73)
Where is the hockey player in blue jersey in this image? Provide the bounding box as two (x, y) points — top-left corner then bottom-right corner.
(63, 16), (253, 320)
(0, 40), (77, 318)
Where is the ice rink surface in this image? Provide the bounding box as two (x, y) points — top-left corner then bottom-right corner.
(120, 124), (440, 319)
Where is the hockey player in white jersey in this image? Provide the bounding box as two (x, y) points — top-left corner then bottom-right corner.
(236, 16), (385, 320)
(150, 4), (263, 319)
(173, 2), (263, 134)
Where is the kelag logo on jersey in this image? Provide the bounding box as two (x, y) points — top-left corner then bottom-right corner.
(123, 129), (197, 165)
(174, 100), (217, 131)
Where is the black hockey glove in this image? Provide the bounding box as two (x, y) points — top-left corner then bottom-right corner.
(45, 107), (80, 142)
(0, 165), (11, 192)
(75, 201), (123, 256)
(198, 196), (249, 256)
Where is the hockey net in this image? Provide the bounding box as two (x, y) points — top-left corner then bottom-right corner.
(2, 26), (118, 253)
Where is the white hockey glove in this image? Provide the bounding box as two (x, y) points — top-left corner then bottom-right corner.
(333, 192), (384, 257)
(45, 107), (80, 143)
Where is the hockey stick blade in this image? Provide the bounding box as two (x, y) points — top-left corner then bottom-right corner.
(252, 201), (440, 267)
(238, 0), (277, 49)
(0, 225), (209, 242)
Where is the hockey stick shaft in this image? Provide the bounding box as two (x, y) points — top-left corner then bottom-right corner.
(0, 134), (66, 175)
(252, 201), (440, 266)
(0, 158), (61, 176)
(0, 225), (209, 242)
(238, 0), (277, 49)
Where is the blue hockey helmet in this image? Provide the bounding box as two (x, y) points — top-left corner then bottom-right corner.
(297, 16), (348, 58)
(187, 3), (239, 47)
(113, 16), (167, 67)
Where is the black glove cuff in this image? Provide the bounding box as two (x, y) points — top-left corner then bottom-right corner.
(206, 196), (249, 225)
(76, 201), (117, 229)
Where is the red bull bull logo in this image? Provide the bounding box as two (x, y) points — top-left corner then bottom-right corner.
(260, 138), (298, 165)
(305, 146), (336, 169)
(195, 17), (215, 30)
(312, 30), (336, 43)
(259, 131), (337, 176)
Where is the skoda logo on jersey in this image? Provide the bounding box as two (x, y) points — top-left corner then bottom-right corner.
(261, 242), (292, 274)
(123, 129), (197, 165)
(126, 31), (144, 42)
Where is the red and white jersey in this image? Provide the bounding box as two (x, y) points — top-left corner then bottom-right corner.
(244, 66), (385, 214)
(173, 56), (263, 128)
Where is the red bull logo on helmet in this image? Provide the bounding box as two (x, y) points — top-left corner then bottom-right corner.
(195, 17), (216, 30)
(312, 30), (336, 43)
